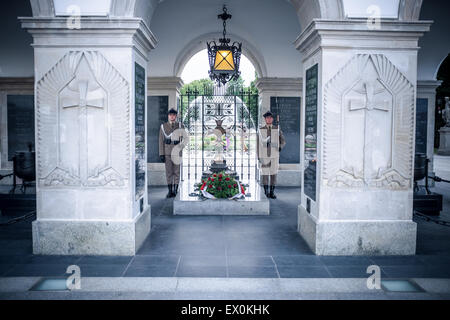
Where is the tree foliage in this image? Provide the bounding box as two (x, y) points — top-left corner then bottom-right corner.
(180, 78), (214, 95)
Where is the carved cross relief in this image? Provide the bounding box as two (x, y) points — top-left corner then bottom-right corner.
(59, 55), (109, 183)
(323, 54), (414, 190)
(343, 60), (393, 186)
(37, 51), (130, 188)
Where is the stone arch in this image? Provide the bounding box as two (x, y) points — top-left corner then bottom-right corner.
(111, 0), (159, 28)
(29, 0), (159, 26)
(434, 54), (450, 80)
(289, 0), (424, 31)
(31, 0), (425, 26)
(30, 0), (343, 28)
(30, 0), (55, 17)
(173, 32), (268, 79)
(109, 0), (135, 16)
(398, 0), (424, 21)
(290, 0), (344, 30)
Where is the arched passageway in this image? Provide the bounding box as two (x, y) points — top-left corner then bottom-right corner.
(10, 0), (442, 259)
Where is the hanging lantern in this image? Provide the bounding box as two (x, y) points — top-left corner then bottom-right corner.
(207, 5), (242, 86)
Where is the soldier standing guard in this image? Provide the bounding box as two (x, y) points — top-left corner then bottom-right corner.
(159, 108), (185, 198)
(258, 111), (286, 199)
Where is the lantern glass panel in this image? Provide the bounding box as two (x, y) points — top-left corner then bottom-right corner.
(214, 50), (235, 71)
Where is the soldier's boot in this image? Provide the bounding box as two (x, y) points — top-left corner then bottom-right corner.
(264, 185), (269, 198)
(166, 184), (173, 199)
(173, 184), (179, 197)
(270, 186), (277, 199)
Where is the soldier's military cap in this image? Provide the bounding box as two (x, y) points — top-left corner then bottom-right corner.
(263, 111), (274, 118)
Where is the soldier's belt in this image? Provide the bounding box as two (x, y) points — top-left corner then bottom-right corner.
(165, 139), (180, 145)
(266, 142), (279, 148)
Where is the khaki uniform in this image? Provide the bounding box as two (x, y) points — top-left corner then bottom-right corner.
(159, 121), (185, 185)
(258, 124), (286, 186)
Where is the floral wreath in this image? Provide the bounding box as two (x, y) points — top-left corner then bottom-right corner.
(196, 172), (246, 200)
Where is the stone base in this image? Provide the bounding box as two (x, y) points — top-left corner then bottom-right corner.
(271, 170), (302, 187)
(32, 207), (151, 256)
(298, 206), (417, 256)
(174, 189), (270, 216)
(438, 128), (450, 155)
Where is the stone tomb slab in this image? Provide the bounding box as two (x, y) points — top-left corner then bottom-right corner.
(174, 182), (270, 216)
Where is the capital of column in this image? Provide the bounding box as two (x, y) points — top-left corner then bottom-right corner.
(147, 77), (184, 112)
(0, 78), (35, 92)
(295, 19), (432, 61)
(20, 17), (158, 59)
(417, 80), (442, 95)
(147, 77), (184, 94)
(255, 77), (303, 129)
(255, 77), (302, 95)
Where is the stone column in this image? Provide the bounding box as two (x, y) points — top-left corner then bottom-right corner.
(147, 77), (183, 186)
(21, 17), (157, 256)
(437, 96), (450, 156)
(256, 78), (302, 124)
(0, 78), (34, 174)
(438, 127), (450, 155)
(417, 80), (441, 183)
(148, 77), (184, 111)
(296, 20), (431, 255)
(255, 77), (303, 186)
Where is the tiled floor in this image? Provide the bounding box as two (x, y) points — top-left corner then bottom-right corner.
(1, 184), (450, 279)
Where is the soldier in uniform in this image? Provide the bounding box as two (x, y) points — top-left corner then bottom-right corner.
(258, 111), (286, 199)
(159, 108), (185, 198)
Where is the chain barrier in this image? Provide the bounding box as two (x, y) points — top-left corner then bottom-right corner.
(414, 211), (450, 227)
(0, 211), (36, 227)
(413, 173), (450, 227)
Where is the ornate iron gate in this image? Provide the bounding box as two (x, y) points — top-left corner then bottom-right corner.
(179, 84), (259, 184)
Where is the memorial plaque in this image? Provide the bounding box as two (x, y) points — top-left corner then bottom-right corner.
(271, 97), (301, 164)
(416, 98), (428, 155)
(135, 63), (146, 201)
(147, 96), (169, 163)
(7, 95), (35, 161)
(304, 64), (318, 201)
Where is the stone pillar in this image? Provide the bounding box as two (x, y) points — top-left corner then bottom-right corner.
(255, 77), (303, 186)
(417, 80), (441, 182)
(296, 20), (431, 256)
(148, 77), (184, 111)
(147, 77), (183, 186)
(21, 17), (157, 256)
(256, 78), (302, 125)
(438, 96), (450, 156)
(438, 127), (450, 155)
(0, 78), (34, 176)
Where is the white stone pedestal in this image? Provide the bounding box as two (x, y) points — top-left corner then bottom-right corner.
(174, 183), (270, 216)
(295, 20), (431, 256)
(298, 206), (417, 256)
(33, 208), (151, 256)
(21, 17), (157, 256)
(438, 127), (450, 156)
